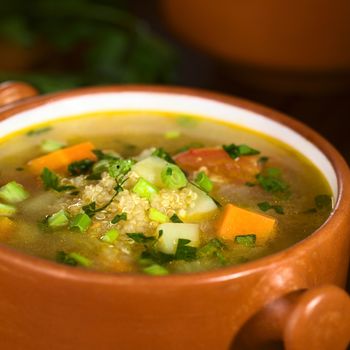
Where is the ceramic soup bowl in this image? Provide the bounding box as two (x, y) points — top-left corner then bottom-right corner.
(0, 82), (349, 350)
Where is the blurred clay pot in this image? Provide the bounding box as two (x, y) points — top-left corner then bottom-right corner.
(160, 0), (350, 93)
(0, 82), (349, 350)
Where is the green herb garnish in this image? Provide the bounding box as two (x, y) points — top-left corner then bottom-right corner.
(223, 144), (260, 159)
(0, 181), (29, 203)
(257, 201), (284, 214)
(152, 148), (175, 164)
(143, 264), (169, 276)
(170, 213), (183, 223)
(256, 167), (289, 195)
(198, 238), (227, 265)
(70, 213), (92, 232)
(40, 168), (75, 192)
(161, 164), (188, 189)
(56, 251), (91, 267)
(127, 233), (156, 244)
(68, 159), (95, 176)
(194, 171), (213, 193)
(0, 203), (16, 216)
(315, 194), (332, 211)
(258, 156), (269, 165)
(234, 234), (256, 246)
(111, 212), (127, 224)
(175, 239), (197, 261)
(47, 210), (69, 228)
(100, 228), (119, 243)
(92, 149), (119, 161)
(132, 177), (158, 199)
(41, 139), (65, 153)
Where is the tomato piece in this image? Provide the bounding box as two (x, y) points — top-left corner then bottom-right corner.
(174, 147), (261, 183)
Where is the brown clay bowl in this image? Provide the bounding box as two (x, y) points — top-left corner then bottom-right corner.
(0, 82), (349, 350)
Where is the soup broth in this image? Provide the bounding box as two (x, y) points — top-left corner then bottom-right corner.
(0, 112), (332, 274)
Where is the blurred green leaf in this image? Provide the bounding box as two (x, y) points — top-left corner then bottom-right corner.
(0, 0), (178, 92)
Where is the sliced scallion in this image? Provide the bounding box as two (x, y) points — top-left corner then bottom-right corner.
(143, 264), (169, 276)
(149, 208), (168, 223)
(70, 213), (91, 232)
(41, 139), (66, 153)
(47, 210), (69, 228)
(0, 181), (29, 203)
(100, 228), (119, 243)
(0, 203), (17, 216)
(132, 178), (158, 200)
(161, 164), (187, 189)
(68, 252), (92, 267)
(194, 171), (213, 193)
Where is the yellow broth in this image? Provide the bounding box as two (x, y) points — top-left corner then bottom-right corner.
(0, 112), (332, 274)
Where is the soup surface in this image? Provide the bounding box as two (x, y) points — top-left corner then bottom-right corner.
(0, 112), (332, 274)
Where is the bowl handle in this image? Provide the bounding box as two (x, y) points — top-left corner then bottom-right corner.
(233, 285), (350, 350)
(0, 81), (38, 108)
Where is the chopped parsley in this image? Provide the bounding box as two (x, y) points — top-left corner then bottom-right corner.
(68, 159), (95, 176)
(170, 213), (183, 223)
(257, 201), (285, 214)
(40, 168), (75, 192)
(92, 149), (119, 160)
(56, 251), (91, 267)
(152, 148), (175, 164)
(258, 156), (269, 165)
(175, 239), (197, 261)
(315, 194), (332, 211)
(82, 193), (117, 218)
(256, 167), (289, 195)
(198, 238), (227, 265)
(127, 233), (156, 244)
(234, 234), (256, 246)
(303, 194), (333, 214)
(223, 143), (260, 159)
(111, 212), (127, 224)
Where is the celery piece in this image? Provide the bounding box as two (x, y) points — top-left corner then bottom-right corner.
(48, 210), (69, 228)
(100, 228), (119, 243)
(143, 264), (169, 276)
(0, 203), (17, 216)
(41, 139), (66, 153)
(0, 181), (29, 203)
(132, 178), (158, 200)
(149, 208), (168, 223)
(70, 213), (91, 232)
(194, 171), (213, 193)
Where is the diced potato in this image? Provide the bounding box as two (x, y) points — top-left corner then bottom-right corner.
(132, 156), (168, 187)
(182, 183), (218, 222)
(157, 223), (200, 255)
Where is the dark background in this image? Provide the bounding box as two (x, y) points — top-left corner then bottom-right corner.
(130, 0), (350, 165)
